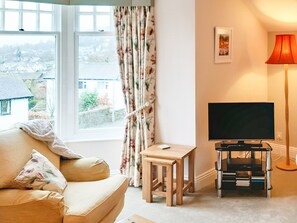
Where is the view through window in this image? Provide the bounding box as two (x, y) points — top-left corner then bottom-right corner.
(0, 1), (124, 137)
(76, 6), (124, 130)
(0, 35), (57, 130)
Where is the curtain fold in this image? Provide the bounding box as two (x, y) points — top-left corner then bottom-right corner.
(114, 6), (156, 187)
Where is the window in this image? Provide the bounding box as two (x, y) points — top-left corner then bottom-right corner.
(0, 1), (58, 130)
(76, 6), (124, 130)
(0, 100), (11, 115)
(0, 0), (56, 31)
(77, 6), (114, 32)
(0, 1), (124, 139)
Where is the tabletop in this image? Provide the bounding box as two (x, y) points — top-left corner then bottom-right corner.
(141, 143), (196, 160)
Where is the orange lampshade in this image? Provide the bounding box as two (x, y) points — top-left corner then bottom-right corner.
(266, 35), (297, 64)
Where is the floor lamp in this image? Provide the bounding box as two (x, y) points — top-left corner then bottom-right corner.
(266, 34), (297, 171)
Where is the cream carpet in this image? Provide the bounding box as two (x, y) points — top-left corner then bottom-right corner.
(116, 157), (297, 223)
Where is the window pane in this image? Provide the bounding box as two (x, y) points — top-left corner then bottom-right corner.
(40, 3), (53, 11)
(0, 12), (3, 30)
(23, 2), (37, 10)
(5, 11), (19, 30)
(40, 13), (52, 31)
(0, 100), (11, 115)
(79, 15), (93, 31)
(0, 35), (56, 130)
(96, 15), (111, 32)
(79, 6), (93, 12)
(96, 6), (110, 12)
(77, 35), (124, 129)
(5, 0), (19, 9)
(23, 12), (36, 31)
(77, 6), (114, 32)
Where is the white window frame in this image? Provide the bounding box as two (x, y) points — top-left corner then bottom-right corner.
(0, 30), (61, 128)
(0, 0), (59, 31)
(60, 5), (124, 141)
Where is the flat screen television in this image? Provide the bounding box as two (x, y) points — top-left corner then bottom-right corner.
(208, 102), (275, 143)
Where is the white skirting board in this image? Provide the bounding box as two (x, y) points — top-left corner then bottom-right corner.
(194, 168), (217, 191)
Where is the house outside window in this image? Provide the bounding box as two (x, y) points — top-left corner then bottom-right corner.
(0, 99), (11, 115)
(78, 81), (87, 89)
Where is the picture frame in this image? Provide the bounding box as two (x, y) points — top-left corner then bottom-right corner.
(214, 27), (233, 63)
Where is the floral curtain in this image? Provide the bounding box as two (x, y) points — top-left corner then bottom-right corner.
(114, 6), (156, 187)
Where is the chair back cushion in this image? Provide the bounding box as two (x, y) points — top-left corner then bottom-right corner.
(0, 128), (60, 189)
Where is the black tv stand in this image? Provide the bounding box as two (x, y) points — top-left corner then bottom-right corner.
(215, 141), (272, 198)
(221, 141), (263, 148)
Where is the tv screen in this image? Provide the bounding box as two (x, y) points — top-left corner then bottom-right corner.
(208, 102), (275, 141)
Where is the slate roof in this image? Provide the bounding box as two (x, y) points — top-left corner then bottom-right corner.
(0, 76), (33, 100)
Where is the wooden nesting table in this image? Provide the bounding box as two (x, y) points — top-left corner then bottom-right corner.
(141, 143), (196, 205)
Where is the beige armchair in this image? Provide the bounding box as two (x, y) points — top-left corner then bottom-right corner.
(0, 128), (128, 223)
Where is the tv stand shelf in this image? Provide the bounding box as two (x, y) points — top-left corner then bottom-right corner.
(215, 142), (272, 198)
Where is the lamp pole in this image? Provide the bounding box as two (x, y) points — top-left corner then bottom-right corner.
(284, 64), (290, 166)
(276, 64), (297, 170)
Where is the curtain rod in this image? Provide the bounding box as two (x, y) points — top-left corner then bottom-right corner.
(11, 0), (153, 6)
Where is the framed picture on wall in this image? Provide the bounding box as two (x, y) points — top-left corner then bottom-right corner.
(214, 27), (233, 63)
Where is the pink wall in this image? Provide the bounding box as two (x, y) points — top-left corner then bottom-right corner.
(196, 0), (268, 175)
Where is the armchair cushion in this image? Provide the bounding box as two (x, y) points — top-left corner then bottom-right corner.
(13, 150), (67, 194)
(60, 157), (110, 182)
(0, 189), (64, 223)
(0, 128), (60, 189)
(63, 175), (128, 223)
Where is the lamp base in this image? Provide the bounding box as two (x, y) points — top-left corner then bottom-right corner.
(276, 160), (297, 171)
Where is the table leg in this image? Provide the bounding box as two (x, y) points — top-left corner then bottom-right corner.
(142, 155), (147, 200)
(146, 160), (152, 203)
(176, 159), (184, 205)
(188, 151), (195, 192)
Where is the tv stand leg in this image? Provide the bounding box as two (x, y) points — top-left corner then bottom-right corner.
(217, 151), (222, 198)
(267, 189), (271, 198)
(218, 189), (222, 198)
(266, 150), (272, 198)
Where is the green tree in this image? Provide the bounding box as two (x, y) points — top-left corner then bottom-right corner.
(79, 91), (98, 112)
(28, 97), (37, 110)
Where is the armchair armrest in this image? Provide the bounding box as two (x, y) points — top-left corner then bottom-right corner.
(60, 157), (110, 182)
(0, 189), (64, 223)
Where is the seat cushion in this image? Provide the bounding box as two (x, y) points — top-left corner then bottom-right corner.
(63, 175), (128, 223)
(0, 128), (60, 189)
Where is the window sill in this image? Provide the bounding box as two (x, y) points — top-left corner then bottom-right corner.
(62, 126), (124, 143)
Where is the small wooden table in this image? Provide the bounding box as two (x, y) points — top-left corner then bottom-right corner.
(141, 143), (196, 205)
